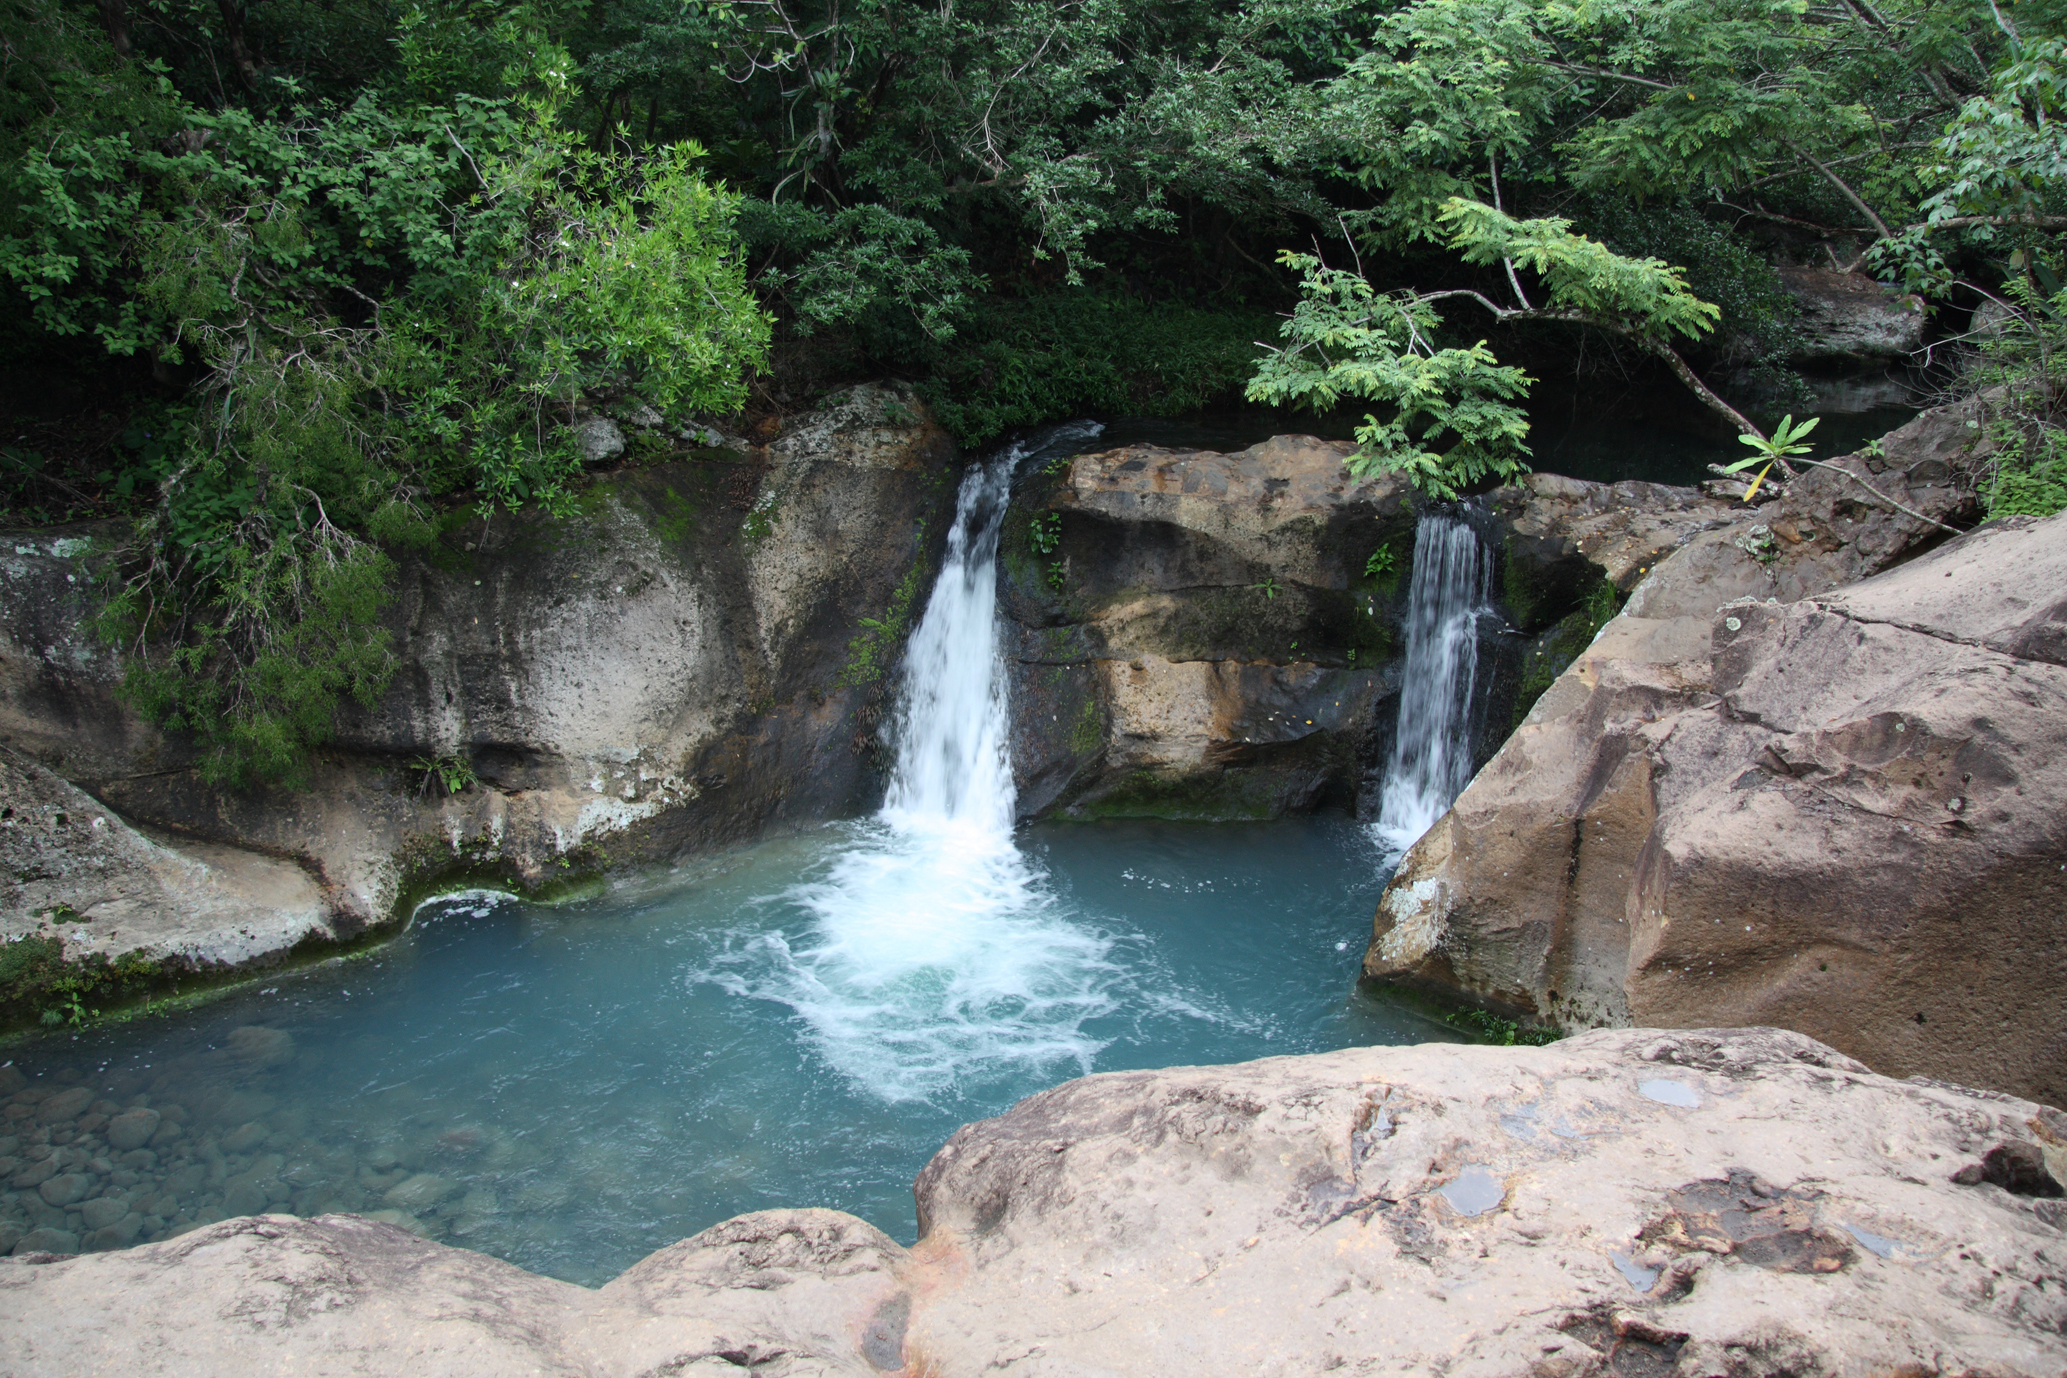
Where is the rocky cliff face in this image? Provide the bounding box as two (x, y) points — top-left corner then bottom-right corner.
(4, 1027), (2061, 1376)
(1363, 404), (2067, 1105)
(997, 435), (1416, 820)
(0, 384), (957, 1011)
(1000, 435), (1593, 823)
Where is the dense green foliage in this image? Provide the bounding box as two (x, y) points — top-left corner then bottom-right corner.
(5, 0), (2065, 780)
(4, 0), (769, 781)
(0, 933), (164, 1029)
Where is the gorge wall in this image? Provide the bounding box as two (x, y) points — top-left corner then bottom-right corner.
(1, 383), (958, 1013)
(1365, 402), (2067, 1104)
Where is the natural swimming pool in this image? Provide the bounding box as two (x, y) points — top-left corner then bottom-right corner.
(0, 813), (1452, 1283)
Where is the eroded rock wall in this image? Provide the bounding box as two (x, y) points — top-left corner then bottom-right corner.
(0, 384), (957, 999)
(999, 436), (1422, 820)
(1365, 403), (2067, 1104)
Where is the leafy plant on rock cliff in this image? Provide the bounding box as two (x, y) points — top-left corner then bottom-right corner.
(10, 19), (770, 785)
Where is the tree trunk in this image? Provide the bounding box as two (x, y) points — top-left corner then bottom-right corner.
(213, 0), (263, 92)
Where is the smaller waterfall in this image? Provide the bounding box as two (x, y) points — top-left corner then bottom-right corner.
(1371, 510), (1494, 862)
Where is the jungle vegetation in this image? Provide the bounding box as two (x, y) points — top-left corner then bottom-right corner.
(3, 0), (2064, 781)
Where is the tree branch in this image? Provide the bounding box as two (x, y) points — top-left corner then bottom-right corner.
(1426, 292), (1768, 440)
(1783, 139), (1893, 240)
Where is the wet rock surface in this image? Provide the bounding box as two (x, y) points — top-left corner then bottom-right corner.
(3, 1027), (2062, 1376)
(1777, 266), (1928, 364)
(1000, 435), (1420, 820)
(1, 746), (333, 974)
(0, 383), (958, 1002)
(1366, 404), (2067, 1105)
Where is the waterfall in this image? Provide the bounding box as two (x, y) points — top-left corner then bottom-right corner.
(1371, 510), (1494, 862)
(878, 448), (1021, 832)
(700, 424), (1119, 1104)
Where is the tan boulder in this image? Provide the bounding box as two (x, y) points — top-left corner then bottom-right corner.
(3, 1029), (2062, 1376)
(1001, 434), (1419, 818)
(0, 745), (334, 981)
(1366, 404), (2063, 1104)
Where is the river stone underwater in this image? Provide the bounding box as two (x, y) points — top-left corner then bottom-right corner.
(0, 815), (1450, 1284)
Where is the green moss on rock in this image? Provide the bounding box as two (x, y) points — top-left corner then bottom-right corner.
(1509, 579), (1624, 730)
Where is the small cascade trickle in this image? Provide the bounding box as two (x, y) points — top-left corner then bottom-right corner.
(1371, 508), (1494, 863)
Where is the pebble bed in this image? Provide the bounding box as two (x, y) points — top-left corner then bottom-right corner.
(1, 1025), (517, 1257)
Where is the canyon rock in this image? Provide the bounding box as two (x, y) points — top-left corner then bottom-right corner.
(1364, 404), (2067, 1104)
(1000, 434), (1425, 819)
(0, 384), (956, 1016)
(0, 746), (335, 983)
(1777, 266), (1928, 364)
(4, 1028), (2063, 1376)
(1000, 433), (1781, 824)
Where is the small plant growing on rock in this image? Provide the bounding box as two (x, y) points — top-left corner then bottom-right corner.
(1252, 575), (1283, 599)
(742, 492), (782, 544)
(1721, 413), (1820, 502)
(409, 754), (479, 798)
(1447, 1007), (1561, 1046)
(1731, 524), (1780, 566)
(1364, 545), (1396, 579)
(1029, 513), (1068, 591)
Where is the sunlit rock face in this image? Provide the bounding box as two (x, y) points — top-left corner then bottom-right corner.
(998, 434), (1423, 822)
(4, 1028), (2062, 1376)
(1367, 403), (2067, 1105)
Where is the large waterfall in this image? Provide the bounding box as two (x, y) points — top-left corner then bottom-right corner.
(705, 425), (1120, 1104)
(877, 442), (1022, 832)
(1371, 510), (1494, 862)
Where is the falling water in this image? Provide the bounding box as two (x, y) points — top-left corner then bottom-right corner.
(1371, 510), (1494, 862)
(878, 443), (1023, 832)
(702, 424), (1121, 1103)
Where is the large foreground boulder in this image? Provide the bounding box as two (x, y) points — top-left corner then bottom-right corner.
(3, 1028), (2063, 1376)
(1367, 403), (2065, 1105)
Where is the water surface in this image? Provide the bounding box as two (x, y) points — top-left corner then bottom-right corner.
(4, 814), (1446, 1284)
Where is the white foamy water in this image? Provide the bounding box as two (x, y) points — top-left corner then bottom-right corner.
(1372, 510), (1493, 862)
(704, 424), (1123, 1103)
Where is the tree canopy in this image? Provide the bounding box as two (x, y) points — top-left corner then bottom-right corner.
(4, 0), (2065, 780)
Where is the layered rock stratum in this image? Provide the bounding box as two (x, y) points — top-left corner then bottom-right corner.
(3, 1027), (2062, 1376)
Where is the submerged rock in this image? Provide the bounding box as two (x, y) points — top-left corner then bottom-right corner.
(2, 1029), (2061, 1374)
(1364, 404), (2067, 1104)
